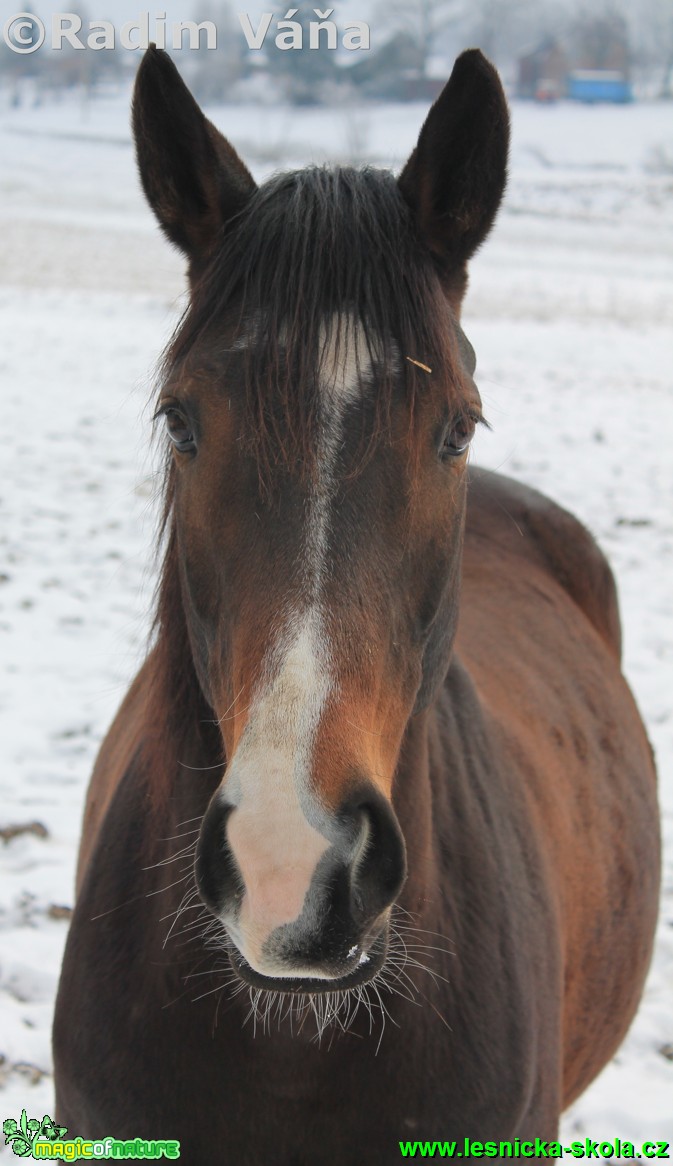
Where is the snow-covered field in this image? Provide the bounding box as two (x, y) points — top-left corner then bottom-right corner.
(1, 79), (671, 1149)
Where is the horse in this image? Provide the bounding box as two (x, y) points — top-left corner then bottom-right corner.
(53, 46), (659, 1162)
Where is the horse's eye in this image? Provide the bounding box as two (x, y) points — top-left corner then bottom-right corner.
(164, 408), (195, 453)
(440, 416), (476, 459)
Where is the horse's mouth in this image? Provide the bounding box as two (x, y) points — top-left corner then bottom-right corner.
(227, 930), (388, 995)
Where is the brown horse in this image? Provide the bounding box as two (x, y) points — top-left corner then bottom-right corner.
(53, 47), (659, 1162)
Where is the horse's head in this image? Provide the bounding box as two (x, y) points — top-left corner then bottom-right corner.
(134, 48), (508, 992)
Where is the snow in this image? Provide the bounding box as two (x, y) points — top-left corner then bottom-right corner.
(1, 82), (672, 1147)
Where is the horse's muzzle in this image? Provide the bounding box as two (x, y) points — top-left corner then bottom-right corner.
(194, 783), (407, 987)
(227, 927), (390, 995)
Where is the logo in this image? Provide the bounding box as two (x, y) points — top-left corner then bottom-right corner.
(2, 1112), (181, 1160)
(3, 1111), (67, 1157)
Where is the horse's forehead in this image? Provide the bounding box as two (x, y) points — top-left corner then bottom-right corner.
(317, 317), (378, 405)
(221, 309), (475, 401)
(227, 311), (398, 402)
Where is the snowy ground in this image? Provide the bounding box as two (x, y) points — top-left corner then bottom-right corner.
(1, 80), (672, 1150)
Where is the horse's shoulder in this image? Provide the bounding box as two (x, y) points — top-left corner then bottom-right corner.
(464, 466), (621, 656)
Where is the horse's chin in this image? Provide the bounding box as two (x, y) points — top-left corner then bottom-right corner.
(227, 929), (388, 996)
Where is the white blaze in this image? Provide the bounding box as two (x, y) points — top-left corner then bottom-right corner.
(222, 318), (374, 975)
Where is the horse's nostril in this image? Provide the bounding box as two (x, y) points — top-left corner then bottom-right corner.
(347, 789), (407, 927)
(195, 796), (240, 916)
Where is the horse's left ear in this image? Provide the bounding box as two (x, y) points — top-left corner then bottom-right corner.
(398, 49), (509, 281)
(132, 45), (256, 261)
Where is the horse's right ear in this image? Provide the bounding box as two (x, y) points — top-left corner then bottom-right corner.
(132, 45), (256, 261)
(398, 50), (509, 288)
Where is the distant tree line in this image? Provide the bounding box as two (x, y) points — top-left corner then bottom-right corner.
(1, 0), (671, 105)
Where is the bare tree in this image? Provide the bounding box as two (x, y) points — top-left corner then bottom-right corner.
(464, 0), (543, 63)
(627, 0), (673, 95)
(186, 0), (247, 102)
(372, 0), (465, 78)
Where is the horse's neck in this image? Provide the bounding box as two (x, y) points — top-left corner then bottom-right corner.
(392, 656), (494, 929)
